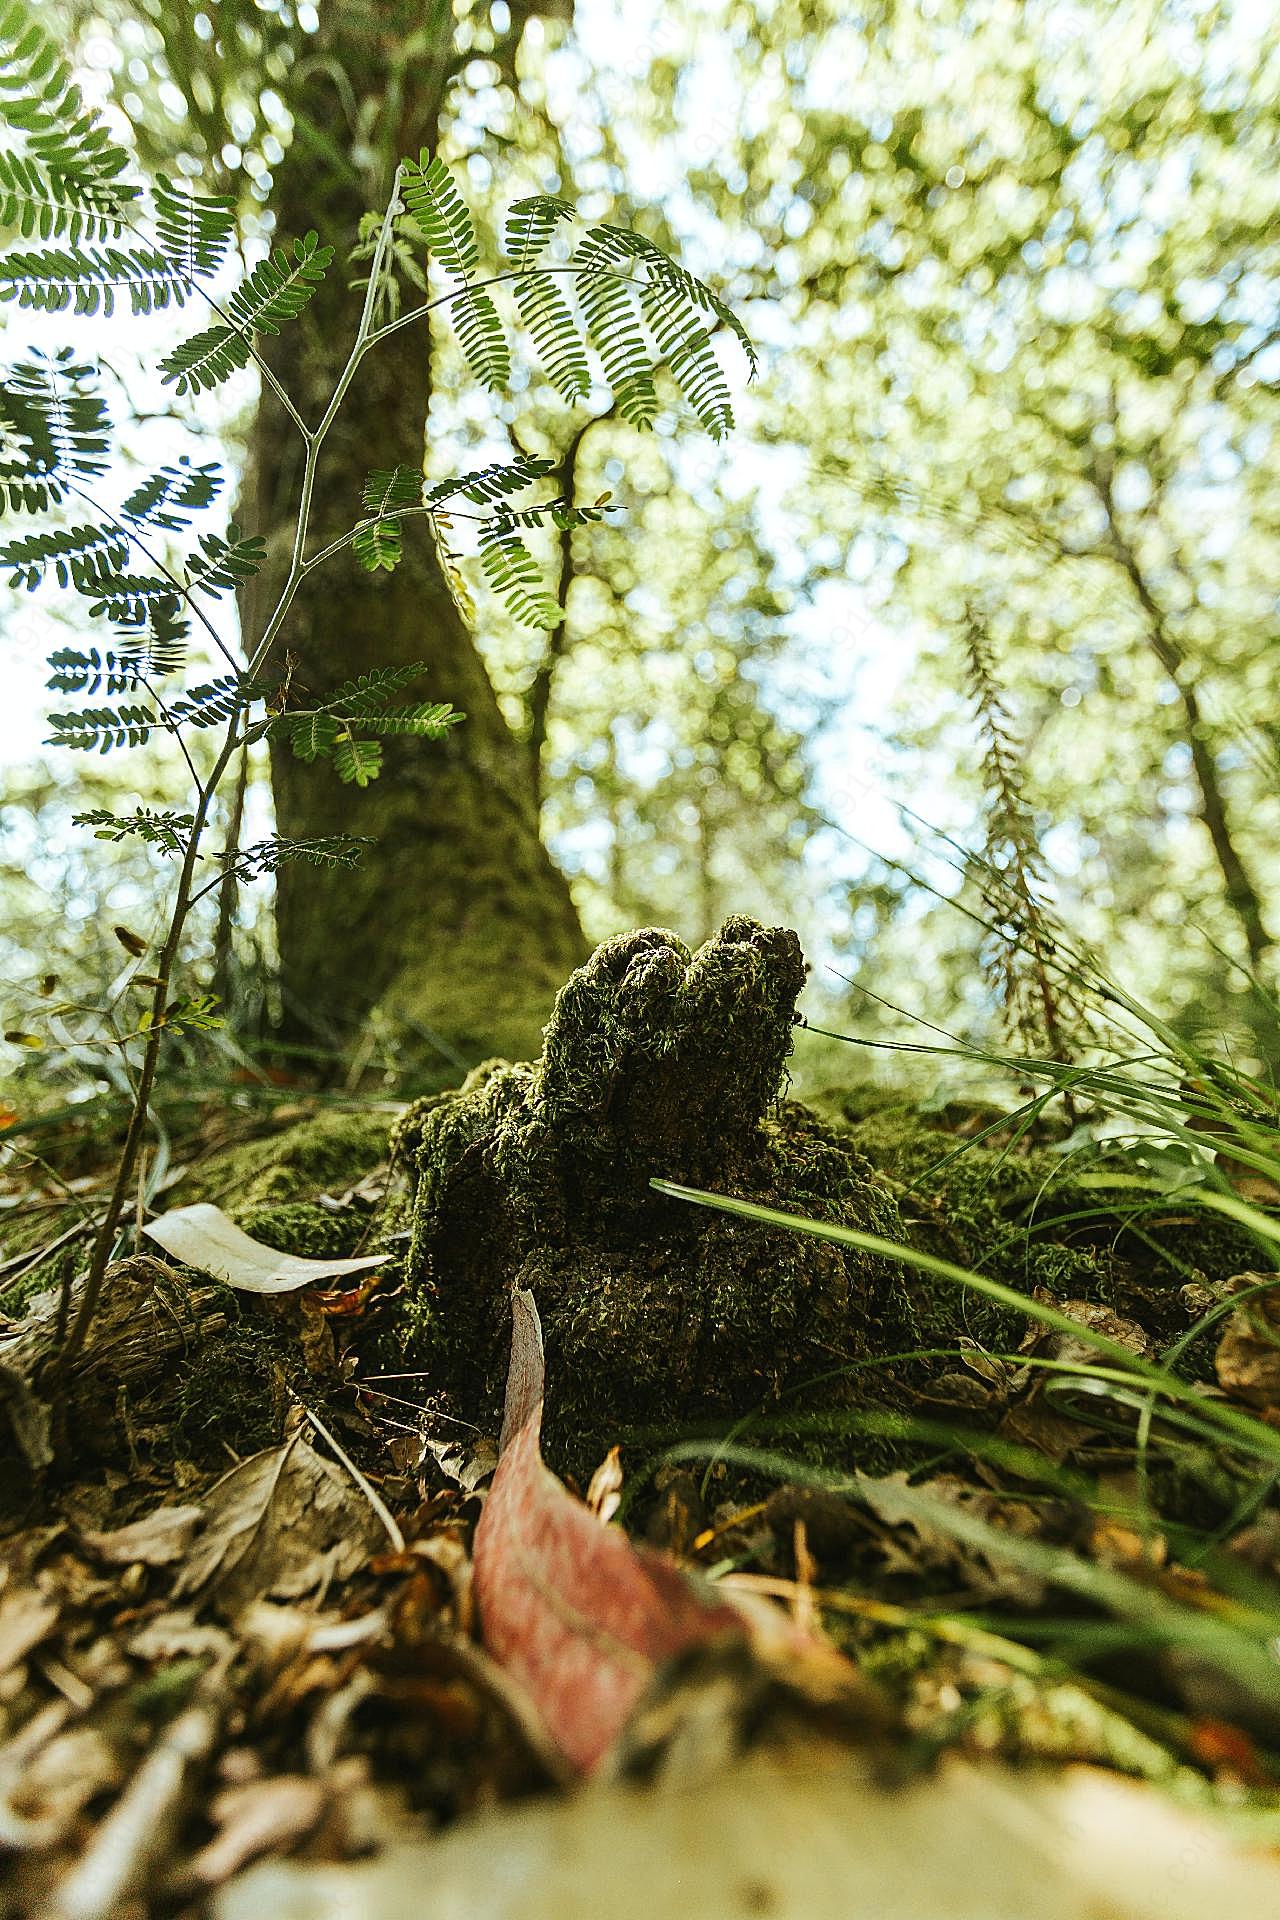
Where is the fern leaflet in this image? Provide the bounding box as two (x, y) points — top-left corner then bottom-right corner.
(2, 521), (127, 590)
(478, 521), (560, 629)
(0, 243), (195, 317)
(121, 457), (223, 531)
(45, 702), (156, 753)
(400, 153), (478, 276)
(159, 231), (332, 394)
(0, 1), (136, 229)
(0, 349), (109, 512)
(187, 525), (266, 597)
(504, 194), (576, 268)
(152, 175), (235, 281)
(425, 454), (555, 508)
(512, 273), (591, 401)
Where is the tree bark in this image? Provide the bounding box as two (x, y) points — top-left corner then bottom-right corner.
(257, 2), (585, 1074)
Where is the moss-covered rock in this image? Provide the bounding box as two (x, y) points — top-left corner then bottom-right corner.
(398, 917), (919, 1472)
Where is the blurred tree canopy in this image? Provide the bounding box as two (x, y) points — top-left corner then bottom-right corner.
(5, 0), (1277, 1082)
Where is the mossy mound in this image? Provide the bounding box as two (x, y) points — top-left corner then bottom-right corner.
(169, 1107), (391, 1215)
(397, 917), (920, 1472)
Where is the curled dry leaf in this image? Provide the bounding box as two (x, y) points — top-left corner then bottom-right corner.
(142, 1202), (385, 1295)
(473, 1286), (836, 1776)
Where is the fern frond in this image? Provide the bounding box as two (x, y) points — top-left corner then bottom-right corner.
(0, 349), (109, 512)
(151, 175), (235, 281)
(158, 231), (332, 394)
(450, 283), (510, 391)
(0, 243), (193, 317)
(113, 597), (190, 677)
(122, 457), (223, 531)
(573, 235), (657, 429)
(1, 521), (127, 590)
(188, 525), (266, 597)
(332, 734), (383, 787)
(326, 663), (430, 713)
(400, 153), (478, 277)
(504, 194), (576, 268)
(601, 226), (759, 379)
(640, 278), (733, 439)
(425, 454), (555, 508)
(500, 502), (607, 530)
(0, 1), (136, 229)
(0, 148), (126, 244)
(352, 464), (422, 572)
(73, 805), (193, 852)
(341, 701), (459, 739)
(167, 674), (245, 729)
(512, 273), (591, 401)
(360, 465), (423, 517)
(272, 709), (343, 763)
(45, 702), (155, 752)
(73, 562), (181, 625)
(478, 521), (560, 629)
(46, 645), (146, 696)
(223, 833), (371, 878)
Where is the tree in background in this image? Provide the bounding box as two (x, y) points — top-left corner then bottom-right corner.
(695, 0), (1278, 1032)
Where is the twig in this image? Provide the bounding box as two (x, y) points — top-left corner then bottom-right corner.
(287, 1385), (405, 1553)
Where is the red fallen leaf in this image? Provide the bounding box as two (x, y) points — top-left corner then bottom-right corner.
(472, 1286), (749, 1775)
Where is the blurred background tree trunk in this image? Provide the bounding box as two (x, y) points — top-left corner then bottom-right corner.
(255, 1), (584, 1076)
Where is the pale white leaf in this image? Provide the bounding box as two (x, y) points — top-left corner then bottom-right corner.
(142, 1202), (384, 1294)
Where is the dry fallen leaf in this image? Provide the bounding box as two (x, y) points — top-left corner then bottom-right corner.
(1214, 1275), (1280, 1411)
(473, 1287), (765, 1775)
(79, 1505), (204, 1568)
(172, 1434), (384, 1616)
(142, 1202), (385, 1295)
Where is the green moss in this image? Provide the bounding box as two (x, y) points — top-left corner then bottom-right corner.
(237, 1201), (365, 1259)
(399, 918), (922, 1475)
(169, 1108), (391, 1215)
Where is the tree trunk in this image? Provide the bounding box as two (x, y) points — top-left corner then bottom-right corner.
(257, 3), (585, 1075)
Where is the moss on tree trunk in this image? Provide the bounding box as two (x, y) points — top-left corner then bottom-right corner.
(255, 1), (586, 1074)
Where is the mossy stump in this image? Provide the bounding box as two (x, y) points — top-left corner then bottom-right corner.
(397, 916), (917, 1473)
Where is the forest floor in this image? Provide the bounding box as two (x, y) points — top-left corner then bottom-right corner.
(4, 927), (1280, 1918)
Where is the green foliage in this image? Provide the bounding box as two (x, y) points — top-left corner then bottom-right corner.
(73, 806), (194, 853)
(504, 194), (576, 268)
(158, 231), (333, 394)
(220, 834), (373, 880)
(478, 520), (561, 630)
(0, 0), (135, 232)
(0, 349), (109, 512)
(45, 701), (156, 753)
(267, 663), (462, 782)
(401, 151), (479, 276)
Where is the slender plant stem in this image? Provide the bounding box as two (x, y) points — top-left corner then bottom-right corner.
(52, 178), (411, 1380)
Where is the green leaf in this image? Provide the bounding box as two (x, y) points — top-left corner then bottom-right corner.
(450, 282), (510, 391)
(159, 232), (333, 394)
(352, 465), (422, 573)
(0, 348), (109, 513)
(152, 174), (235, 281)
(478, 522), (560, 630)
(332, 734), (383, 786)
(425, 455), (556, 509)
(504, 194), (576, 268)
(400, 152), (478, 277)
(275, 710), (342, 763)
(0, 242), (194, 317)
(513, 272), (591, 402)
(45, 701), (156, 752)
